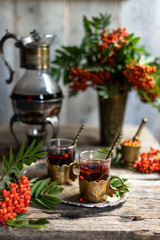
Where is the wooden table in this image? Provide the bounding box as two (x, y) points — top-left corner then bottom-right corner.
(0, 124), (160, 240)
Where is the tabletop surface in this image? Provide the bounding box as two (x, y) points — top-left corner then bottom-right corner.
(0, 124), (159, 240)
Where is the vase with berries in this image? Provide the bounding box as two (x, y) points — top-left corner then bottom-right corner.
(51, 13), (160, 146)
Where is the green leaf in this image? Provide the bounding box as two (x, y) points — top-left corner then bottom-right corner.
(5, 174), (13, 180)
(125, 33), (134, 40)
(7, 219), (16, 225)
(47, 186), (64, 195)
(44, 195), (61, 204)
(35, 178), (51, 198)
(120, 187), (130, 193)
(16, 162), (23, 171)
(111, 179), (123, 188)
(0, 180), (8, 188)
(7, 218), (49, 229)
(33, 218), (49, 225)
(16, 142), (25, 162)
(28, 157), (37, 163)
(22, 158), (32, 166)
(83, 16), (92, 35)
(131, 37), (140, 45)
(29, 177), (39, 183)
(30, 141), (42, 155)
(16, 213), (30, 220)
(9, 147), (14, 168)
(63, 70), (70, 85)
(34, 152), (47, 158)
(23, 139), (36, 157)
(2, 155), (8, 174)
(32, 198), (56, 210)
(10, 167), (21, 177)
(43, 181), (59, 194)
(31, 180), (43, 198)
(134, 47), (146, 52)
(122, 178), (128, 183)
(97, 147), (109, 153)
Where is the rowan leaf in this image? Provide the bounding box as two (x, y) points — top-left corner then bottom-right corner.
(15, 162), (23, 171)
(35, 178), (51, 198)
(23, 139), (36, 157)
(43, 181), (59, 194)
(44, 195), (61, 204)
(34, 152), (47, 158)
(31, 180), (43, 198)
(47, 186), (64, 195)
(16, 213), (30, 220)
(32, 198), (56, 211)
(9, 147), (14, 168)
(0, 180), (8, 188)
(16, 142), (25, 162)
(10, 168), (21, 177)
(2, 155), (8, 174)
(30, 142), (42, 155)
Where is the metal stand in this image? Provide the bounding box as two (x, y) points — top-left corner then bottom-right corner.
(10, 114), (60, 147)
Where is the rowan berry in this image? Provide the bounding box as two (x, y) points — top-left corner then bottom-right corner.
(132, 147), (160, 173)
(1, 202), (6, 209)
(0, 175), (31, 226)
(5, 197), (9, 203)
(10, 188), (16, 194)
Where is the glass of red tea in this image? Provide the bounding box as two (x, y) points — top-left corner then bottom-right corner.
(79, 150), (124, 203)
(47, 138), (77, 184)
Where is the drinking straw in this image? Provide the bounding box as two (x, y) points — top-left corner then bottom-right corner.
(106, 133), (122, 159)
(72, 124), (85, 146)
(132, 118), (147, 141)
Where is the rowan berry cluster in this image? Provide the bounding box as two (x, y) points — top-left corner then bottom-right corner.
(0, 175), (31, 225)
(122, 139), (141, 146)
(123, 61), (157, 92)
(70, 67), (110, 92)
(140, 88), (159, 102)
(98, 27), (129, 65)
(132, 147), (160, 173)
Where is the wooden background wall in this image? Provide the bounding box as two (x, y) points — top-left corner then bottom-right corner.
(0, 0), (160, 141)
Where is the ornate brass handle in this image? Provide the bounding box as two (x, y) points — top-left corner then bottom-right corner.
(108, 176), (124, 197)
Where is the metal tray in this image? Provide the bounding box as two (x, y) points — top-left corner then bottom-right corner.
(22, 161), (129, 208)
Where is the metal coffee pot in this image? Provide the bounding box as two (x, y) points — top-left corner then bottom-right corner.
(0, 30), (63, 148)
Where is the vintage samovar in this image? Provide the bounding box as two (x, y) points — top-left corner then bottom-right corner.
(0, 30), (63, 148)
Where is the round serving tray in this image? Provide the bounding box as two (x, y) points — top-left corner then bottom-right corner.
(21, 160), (129, 208)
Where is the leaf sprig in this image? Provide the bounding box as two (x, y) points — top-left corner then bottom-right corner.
(30, 178), (64, 210)
(0, 141), (64, 228)
(7, 213), (49, 228)
(0, 140), (47, 188)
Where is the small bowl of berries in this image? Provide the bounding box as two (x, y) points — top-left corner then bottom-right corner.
(121, 139), (141, 169)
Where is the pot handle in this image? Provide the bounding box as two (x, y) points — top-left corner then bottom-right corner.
(10, 114), (21, 146)
(45, 116), (59, 138)
(0, 30), (20, 83)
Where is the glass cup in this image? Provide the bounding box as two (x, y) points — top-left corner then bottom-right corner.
(47, 138), (77, 184)
(79, 150), (124, 203)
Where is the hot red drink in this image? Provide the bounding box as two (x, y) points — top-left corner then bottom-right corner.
(48, 148), (75, 166)
(79, 160), (109, 182)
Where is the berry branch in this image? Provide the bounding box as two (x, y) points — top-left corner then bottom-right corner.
(0, 140), (64, 228)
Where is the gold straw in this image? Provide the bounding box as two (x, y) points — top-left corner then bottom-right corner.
(106, 132), (122, 159)
(72, 124), (85, 146)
